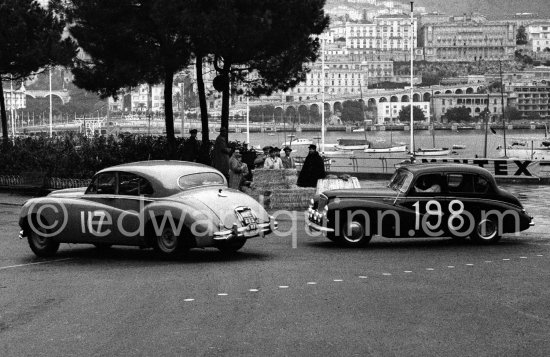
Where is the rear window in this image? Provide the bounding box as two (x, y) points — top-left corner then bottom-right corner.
(178, 172), (225, 190)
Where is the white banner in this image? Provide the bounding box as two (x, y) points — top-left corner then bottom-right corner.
(418, 158), (542, 178)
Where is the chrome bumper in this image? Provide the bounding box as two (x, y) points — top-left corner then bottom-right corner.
(305, 220), (335, 233)
(213, 220), (278, 241)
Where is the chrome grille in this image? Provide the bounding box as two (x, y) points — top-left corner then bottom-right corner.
(318, 194), (328, 211)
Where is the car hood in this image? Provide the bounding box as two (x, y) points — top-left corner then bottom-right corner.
(322, 187), (397, 200)
(177, 187), (269, 228)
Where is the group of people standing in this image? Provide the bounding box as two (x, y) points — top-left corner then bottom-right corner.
(184, 127), (326, 190)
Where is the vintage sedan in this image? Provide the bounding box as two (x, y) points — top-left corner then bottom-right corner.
(19, 161), (277, 257)
(307, 163), (533, 247)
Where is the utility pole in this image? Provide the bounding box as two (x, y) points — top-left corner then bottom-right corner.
(499, 60), (507, 157)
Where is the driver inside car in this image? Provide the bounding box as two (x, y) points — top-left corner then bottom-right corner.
(414, 175), (441, 193)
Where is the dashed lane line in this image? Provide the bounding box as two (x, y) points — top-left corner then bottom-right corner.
(0, 258), (72, 271)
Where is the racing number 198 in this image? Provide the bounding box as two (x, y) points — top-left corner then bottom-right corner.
(413, 200), (466, 232)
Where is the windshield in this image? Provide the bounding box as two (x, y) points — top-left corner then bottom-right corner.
(388, 169), (413, 193)
(178, 172), (225, 190)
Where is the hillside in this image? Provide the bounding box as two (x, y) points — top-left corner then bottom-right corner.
(413, 0), (550, 17)
(326, 0), (550, 18)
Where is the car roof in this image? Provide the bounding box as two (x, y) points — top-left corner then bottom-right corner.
(96, 160), (225, 197)
(401, 163), (493, 177)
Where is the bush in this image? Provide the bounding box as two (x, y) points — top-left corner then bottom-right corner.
(0, 134), (241, 179)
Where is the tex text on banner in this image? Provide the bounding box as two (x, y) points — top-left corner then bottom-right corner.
(419, 158), (541, 178)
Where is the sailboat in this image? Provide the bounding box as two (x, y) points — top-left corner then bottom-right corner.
(493, 124), (550, 160)
(364, 107), (407, 153)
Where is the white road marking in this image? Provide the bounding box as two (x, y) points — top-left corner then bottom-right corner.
(484, 261), (492, 263)
(307, 282), (317, 285)
(426, 268), (434, 271)
(536, 254), (543, 257)
(466, 264), (474, 266)
(520, 257), (527, 259)
(278, 286), (289, 289)
(382, 273), (392, 276)
(358, 276), (368, 279)
(404, 271), (413, 273)
(249, 289), (259, 292)
(0, 258), (72, 271)
(217, 293), (228, 296)
(503, 259), (511, 261)
(447, 266), (455, 268)
(184, 299), (194, 302)
(333, 279), (343, 282)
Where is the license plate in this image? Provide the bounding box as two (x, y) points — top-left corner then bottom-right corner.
(247, 223), (257, 231)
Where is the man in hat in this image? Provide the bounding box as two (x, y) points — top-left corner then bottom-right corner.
(229, 149), (249, 190)
(281, 146), (296, 169)
(297, 144), (326, 187)
(212, 127), (231, 179)
(182, 128), (200, 162)
(264, 147), (283, 169)
(254, 145), (271, 168)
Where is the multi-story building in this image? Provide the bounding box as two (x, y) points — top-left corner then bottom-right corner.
(3, 84), (26, 111)
(526, 22), (550, 52)
(287, 58), (394, 100)
(376, 101), (430, 124)
(508, 81), (550, 119)
(345, 14), (418, 58)
(432, 93), (509, 121)
(421, 18), (516, 61)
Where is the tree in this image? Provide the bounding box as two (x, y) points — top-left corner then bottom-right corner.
(445, 106), (472, 123)
(190, 0), (329, 137)
(504, 107), (522, 121)
(66, 0), (194, 155)
(397, 105), (426, 123)
(516, 25), (528, 45)
(341, 100), (364, 122)
(0, 0), (76, 141)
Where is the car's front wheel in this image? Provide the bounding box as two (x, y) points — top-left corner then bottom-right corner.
(338, 215), (372, 247)
(471, 219), (501, 244)
(27, 216), (60, 257)
(217, 238), (246, 254)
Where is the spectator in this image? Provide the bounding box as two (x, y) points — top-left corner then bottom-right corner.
(228, 149), (249, 190)
(264, 147), (283, 169)
(414, 175), (441, 193)
(281, 146), (296, 169)
(212, 127), (231, 179)
(254, 145), (271, 168)
(182, 128), (200, 162)
(297, 144), (326, 187)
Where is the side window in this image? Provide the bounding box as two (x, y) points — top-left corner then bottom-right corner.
(447, 174), (474, 193)
(118, 172), (154, 196)
(86, 173), (116, 195)
(474, 175), (489, 194)
(413, 174), (443, 194)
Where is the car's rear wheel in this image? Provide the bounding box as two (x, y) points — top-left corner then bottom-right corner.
(339, 215), (372, 247)
(217, 238), (246, 254)
(471, 219), (501, 244)
(27, 216), (60, 257)
(153, 223), (189, 258)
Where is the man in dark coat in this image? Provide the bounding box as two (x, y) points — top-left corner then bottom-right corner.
(182, 129), (200, 162)
(212, 127), (231, 179)
(297, 144), (326, 188)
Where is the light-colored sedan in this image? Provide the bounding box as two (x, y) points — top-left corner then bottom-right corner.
(19, 161), (277, 257)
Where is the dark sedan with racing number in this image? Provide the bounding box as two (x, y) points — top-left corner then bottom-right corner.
(306, 163), (533, 247)
(19, 161), (277, 257)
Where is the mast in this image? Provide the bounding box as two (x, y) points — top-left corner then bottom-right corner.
(321, 38), (326, 153)
(499, 60), (507, 157)
(246, 97), (250, 146)
(409, 2), (415, 154)
(484, 92), (489, 158)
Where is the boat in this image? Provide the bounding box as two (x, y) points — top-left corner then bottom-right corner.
(499, 143), (550, 160)
(280, 135), (313, 147)
(352, 127), (365, 132)
(452, 144), (466, 150)
(364, 144), (408, 154)
(335, 138), (371, 151)
(414, 147), (452, 156)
